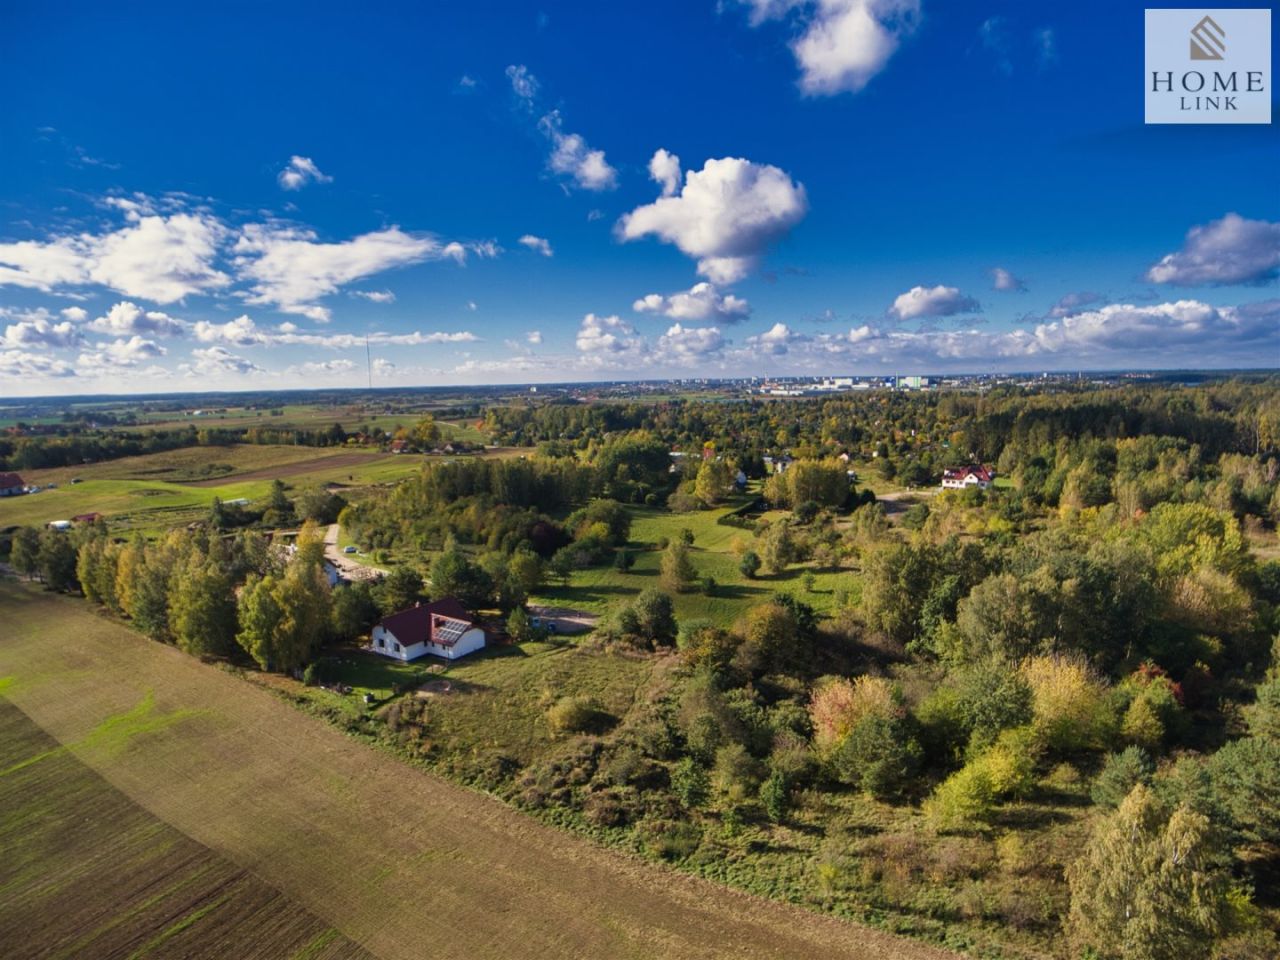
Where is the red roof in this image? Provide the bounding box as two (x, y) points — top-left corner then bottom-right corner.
(377, 598), (475, 647)
(943, 465), (993, 483)
(0, 472), (24, 489)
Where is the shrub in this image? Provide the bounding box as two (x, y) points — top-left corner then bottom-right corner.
(546, 695), (602, 736)
(1121, 696), (1165, 751)
(507, 606), (543, 643)
(712, 743), (763, 804)
(671, 756), (710, 808)
(739, 550), (762, 579)
(831, 713), (923, 799)
(639, 819), (702, 860)
(953, 664), (1034, 753)
(914, 686), (969, 767)
(1021, 654), (1114, 753)
(1092, 746), (1155, 808)
(809, 675), (898, 755)
(582, 789), (634, 828)
(760, 769), (790, 822)
(924, 726), (1040, 829)
(924, 760), (997, 829)
(677, 624), (738, 671)
(660, 541), (697, 592)
(630, 588), (678, 648)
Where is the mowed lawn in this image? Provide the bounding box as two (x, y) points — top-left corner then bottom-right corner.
(0, 582), (957, 960)
(0, 702), (370, 960)
(532, 501), (861, 627)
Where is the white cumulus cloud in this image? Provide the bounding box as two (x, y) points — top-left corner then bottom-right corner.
(633, 282), (751, 323)
(1145, 213), (1280, 286)
(232, 224), (481, 322)
(277, 156), (333, 191)
(576, 313), (644, 355)
(0, 349), (76, 378)
(649, 149), (682, 197)
(78, 336), (167, 370)
(0, 211), (231, 303)
(657, 323), (724, 361)
(746, 321), (807, 355)
(2, 308), (85, 348)
(537, 111), (618, 192)
(889, 284), (981, 321)
(618, 153), (807, 284)
(87, 301), (188, 337)
(183, 346), (263, 376)
(741, 0), (921, 96)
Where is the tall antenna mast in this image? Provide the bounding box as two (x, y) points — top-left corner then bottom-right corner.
(366, 333), (373, 390)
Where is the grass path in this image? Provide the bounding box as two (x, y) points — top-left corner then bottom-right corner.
(0, 581), (959, 960)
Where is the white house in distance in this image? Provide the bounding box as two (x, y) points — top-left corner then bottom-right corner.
(941, 464), (995, 490)
(370, 598), (486, 661)
(0, 472), (25, 496)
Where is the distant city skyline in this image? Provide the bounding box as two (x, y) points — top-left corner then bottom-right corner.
(1, 0), (1277, 397)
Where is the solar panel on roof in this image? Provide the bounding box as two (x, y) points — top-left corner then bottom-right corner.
(433, 617), (470, 645)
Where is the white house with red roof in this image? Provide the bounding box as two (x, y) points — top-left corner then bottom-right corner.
(0, 472), (26, 496)
(370, 598), (486, 661)
(941, 465), (994, 490)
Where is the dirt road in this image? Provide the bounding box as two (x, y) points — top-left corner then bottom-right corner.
(324, 523), (387, 581)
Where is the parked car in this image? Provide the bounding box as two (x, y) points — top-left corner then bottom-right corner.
(343, 545), (358, 554)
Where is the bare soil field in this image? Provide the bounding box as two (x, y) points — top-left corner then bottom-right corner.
(20, 443), (352, 486)
(0, 581), (960, 960)
(0, 701), (370, 960)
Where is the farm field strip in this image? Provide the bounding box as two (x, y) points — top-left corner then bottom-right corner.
(0, 448), (423, 531)
(0, 701), (370, 960)
(0, 582), (958, 960)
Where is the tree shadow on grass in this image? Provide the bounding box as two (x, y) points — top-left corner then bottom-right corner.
(542, 584), (637, 605)
(707, 583), (770, 601)
(992, 803), (1077, 831)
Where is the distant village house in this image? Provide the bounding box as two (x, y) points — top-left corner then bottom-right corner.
(941, 465), (994, 490)
(0, 472), (25, 496)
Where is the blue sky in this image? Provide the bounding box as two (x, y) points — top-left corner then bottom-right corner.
(1, 0), (1276, 395)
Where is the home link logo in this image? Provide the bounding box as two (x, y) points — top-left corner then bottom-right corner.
(1189, 15), (1226, 60)
(1145, 8), (1271, 124)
